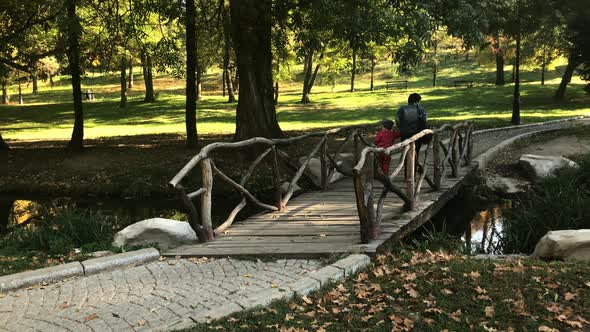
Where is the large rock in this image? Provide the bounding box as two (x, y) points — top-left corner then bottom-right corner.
(112, 218), (197, 250)
(483, 172), (529, 194)
(302, 153), (354, 184)
(532, 230), (590, 261)
(519, 154), (578, 179)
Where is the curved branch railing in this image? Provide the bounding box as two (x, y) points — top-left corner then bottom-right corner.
(169, 121), (474, 244)
(352, 122), (474, 243)
(169, 123), (377, 242)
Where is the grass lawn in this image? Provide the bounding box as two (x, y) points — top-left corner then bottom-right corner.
(1, 60), (589, 142)
(186, 249), (590, 332)
(0, 59), (588, 197)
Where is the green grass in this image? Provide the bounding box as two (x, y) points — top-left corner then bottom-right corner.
(185, 249), (590, 332)
(1, 60), (589, 141)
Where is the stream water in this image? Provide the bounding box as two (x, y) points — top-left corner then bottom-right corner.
(428, 194), (513, 255)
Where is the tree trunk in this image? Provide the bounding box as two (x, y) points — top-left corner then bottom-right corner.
(301, 52), (313, 104)
(432, 39), (438, 87)
(66, 0), (84, 150)
(432, 65), (437, 88)
(49, 74), (54, 87)
(541, 51), (546, 85)
(493, 34), (505, 85)
(17, 78), (23, 105)
(32, 68), (38, 94)
(230, 0), (283, 140)
(225, 68), (236, 102)
(0, 133), (9, 151)
(222, 5), (235, 103)
(222, 68), (226, 97)
(370, 55), (376, 92)
(0, 200), (14, 235)
(142, 51), (155, 102)
(119, 57), (127, 108)
(511, 30), (521, 125)
(301, 51), (322, 104)
(196, 62), (202, 101)
(128, 64), (133, 89)
(511, 60), (516, 83)
(554, 55), (577, 100)
(350, 47), (357, 93)
(1, 81), (8, 104)
(184, 0), (199, 147)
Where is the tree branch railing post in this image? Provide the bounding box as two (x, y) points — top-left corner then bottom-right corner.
(271, 146), (283, 210)
(433, 132), (442, 190)
(320, 136), (329, 191)
(405, 142), (416, 210)
(200, 158), (214, 241)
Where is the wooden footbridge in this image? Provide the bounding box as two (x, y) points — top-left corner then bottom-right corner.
(165, 122), (475, 257)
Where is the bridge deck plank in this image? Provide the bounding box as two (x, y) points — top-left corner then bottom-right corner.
(164, 166), (472, 257)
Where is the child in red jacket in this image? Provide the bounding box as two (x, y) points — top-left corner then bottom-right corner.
(373, 119), (401, 175)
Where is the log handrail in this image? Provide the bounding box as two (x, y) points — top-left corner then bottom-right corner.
(352, 122), (473, 243)
(169, 122), (377, 242)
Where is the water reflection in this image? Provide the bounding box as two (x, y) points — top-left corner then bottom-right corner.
(429, 195), (513, 255)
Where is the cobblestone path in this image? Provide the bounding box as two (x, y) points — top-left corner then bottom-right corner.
(0, 258), (322, 331)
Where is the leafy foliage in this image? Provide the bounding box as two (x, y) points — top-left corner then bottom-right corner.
(502, 153), (590, 254)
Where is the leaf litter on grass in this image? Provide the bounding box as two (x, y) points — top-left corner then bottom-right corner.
(190, 249), (590, 332)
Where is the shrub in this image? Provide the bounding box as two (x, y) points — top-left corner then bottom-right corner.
(501, 154), (590, 254)
(2, 205), (116, 255)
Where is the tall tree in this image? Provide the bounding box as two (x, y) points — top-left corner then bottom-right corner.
(184, 0), (199, 147)
(0, 133), (8, 151)
(66, 0), (84, 149)
(230, 0), (283, 140)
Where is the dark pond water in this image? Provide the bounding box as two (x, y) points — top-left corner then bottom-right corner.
(0, 195), (187, 234)
(428, 195), (514, 255)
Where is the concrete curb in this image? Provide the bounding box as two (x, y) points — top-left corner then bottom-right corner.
(0, 262), (84, 293)
(177, 253), (372, 327)
(0, 248), (160, 293)
(473, 126), (578, 170)
(81, 248), (160, 275)
(471, 116), (587, 137)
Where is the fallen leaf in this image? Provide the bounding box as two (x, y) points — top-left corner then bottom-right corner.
(465, 271), (481, 279)
(271, 283), (278, 288)
(448, 310), (462, 322)
(58, 302), (71, 309)
(112, 313), (120, 318)
(84, 313), (97, 322)
(564, 320), (583, 328)
(474, 286), (487, 294)
(485, 306), (495, 318)
(137, 319), (147, 326)
(302, 296), (313, 305)
(538, 326), (559, 332)
(243, 274), (252, 278)
(564, 292), (576, 301)
(477, 295), (491, 301)
(442, 288), (453, 295)
(407, 288), (419, 298)
(404, 273), (417, 281)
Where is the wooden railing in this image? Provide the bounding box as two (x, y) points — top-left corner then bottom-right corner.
(352, 122), (473, 243)
(169, 124), (375, 243)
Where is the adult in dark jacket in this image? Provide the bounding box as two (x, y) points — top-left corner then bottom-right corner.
(396, 93), (428, 153)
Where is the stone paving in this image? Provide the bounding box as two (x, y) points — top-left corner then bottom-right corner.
(0, 258), (322, 331)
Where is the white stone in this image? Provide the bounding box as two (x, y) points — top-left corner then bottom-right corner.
(112, 218), (197, 250)
(519, 154), (578, 178)
(281, 181), (302, 195)
(483, 172), (528, 194)
(331, 254), (371, 277)
(302, 153), (353, 184)
(532, 230), (590, 261)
